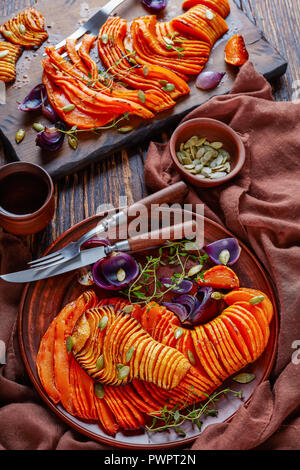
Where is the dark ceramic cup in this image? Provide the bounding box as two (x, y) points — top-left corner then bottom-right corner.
(0, 162), (55, 235)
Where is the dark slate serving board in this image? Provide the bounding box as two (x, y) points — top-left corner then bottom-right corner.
(0, 0), (287, 179)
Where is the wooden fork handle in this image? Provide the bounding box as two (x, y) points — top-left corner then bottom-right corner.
(127, 219), (197, 252)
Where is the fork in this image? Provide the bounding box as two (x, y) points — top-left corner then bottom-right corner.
(28, 182), (189, 271)
(43, 0), (126, 56)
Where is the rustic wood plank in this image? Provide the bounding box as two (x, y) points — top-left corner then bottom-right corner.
(0, 0), (299, 258)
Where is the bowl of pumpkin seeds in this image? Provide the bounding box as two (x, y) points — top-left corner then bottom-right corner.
(170, 118), (246, 188)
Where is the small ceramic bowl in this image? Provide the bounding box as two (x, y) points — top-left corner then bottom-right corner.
(0, 162), (55, 235)
(170, 118), (246, 188)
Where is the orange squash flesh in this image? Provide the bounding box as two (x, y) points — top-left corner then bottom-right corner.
(182, 0), (230, 18)
(225, 34), (249, 66)
(0, 7), (48, 48)
(197, 265), (240, 289)
(224, 288), (274, 323)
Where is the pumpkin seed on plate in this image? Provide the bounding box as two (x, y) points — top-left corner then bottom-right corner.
(210, 171), (228, 179)
(66, 336), (73, 353)
(98, 315), (108, 330)
(117, 365), (130, 380)
(94, 383), (105, 398)
(96, 354), (104, 370)
(249, 295), (265, 305)
(219, 249), (230, 265)
(196, 147), (206, 159)
(233, 372), (256, 384)
(125, 346), (135, 363)
(174, 327), (184, 340)
(188, 264), (203, 276)
(210, 141), (223, 149)
(187, 349), (196, 365)
(184, 164), (195, 170)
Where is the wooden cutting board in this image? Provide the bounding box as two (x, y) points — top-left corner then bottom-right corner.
(0, 0), (287, 179)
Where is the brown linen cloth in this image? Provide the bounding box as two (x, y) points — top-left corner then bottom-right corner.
(0, 62), (299, 450)
(145, 61), (300, 450)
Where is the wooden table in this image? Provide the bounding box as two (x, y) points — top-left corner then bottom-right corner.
(0, 0), (299, 257)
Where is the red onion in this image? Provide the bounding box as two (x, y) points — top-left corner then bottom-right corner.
(141, 0), (167, 12)
(162, 286), (218, 326)
(36, 122), (65, 152)
(196, 71), (225, 91)
(160, 278), (194, 294)
(41, 100), (59, 123)
(205, 238), (241, 266)
(92, 252), (139, 291)
(19, 84), (47, 112)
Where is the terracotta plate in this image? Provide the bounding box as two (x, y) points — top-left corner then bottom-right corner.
(18, 214), (279, 449)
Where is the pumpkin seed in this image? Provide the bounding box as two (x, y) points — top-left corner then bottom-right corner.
(188, 264), (203, 277)
(117, 365), (130, 380)
(249, 295), (265, 305)
(159, 79), (168, 86)
(0, 50), (9, 59)
(98, 315), (108, 330)
(62, 104), (75, 112)
(117, 267), (126, 282)
(187, 349), (196, 365)
(205, 9), (214, 20)
(33, 122), (45, 132)
(210, 141), (223, 149)
(196, 147), (206, 159)
(174, 327), (184, 340)
(116, 363), (124, 370)
(195, 164), (204, 174)
(66, 336), (73, 353)
(125, 346), (135, 363)
(96, 354), (104, 370)
(143, 65), (149, 76)
(201, 167), (212, 177)
(68, 134), (78, 150)
(210, 172), (228, 179)
(233, 372), (256, 384)
(15, 129), (25, 144)
(117, 126), (133, 133)
(211, 292), (225, 300)
(2, 30), (12, 38)
(18, 24), (26, 34)
(197, 137), (207, 146)
(184, 164), (195, 170)
(182, 157), (193, 165)
(94, 382), (105, 398)
(176, 151), (185, 162)
(138, 89), (146, 103)
(162, 83), (175, 92)
(219, 249), (230, 265)
(122, 305), (134, 314)
(101, 34), (109, 44)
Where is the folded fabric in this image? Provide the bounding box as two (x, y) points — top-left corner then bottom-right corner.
(145, 61), (300, 450)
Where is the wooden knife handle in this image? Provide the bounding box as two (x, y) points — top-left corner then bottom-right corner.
(127, 219), (196, 252)
(127, 182), (188, 215)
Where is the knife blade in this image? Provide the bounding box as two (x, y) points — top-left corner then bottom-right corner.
(0, 245), (106, 283)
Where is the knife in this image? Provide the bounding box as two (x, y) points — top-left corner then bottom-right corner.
(0, 220), (196, 283)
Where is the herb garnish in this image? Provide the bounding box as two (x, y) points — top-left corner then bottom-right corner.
(146, 388), (243, 436)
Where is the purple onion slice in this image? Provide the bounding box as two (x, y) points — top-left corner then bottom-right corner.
(141, 0), (167, 12)
(92, 252), (139, 291)
(205, 238), (241, 266)
(160, 277), (194, 294)
(18, 84), (47, 112)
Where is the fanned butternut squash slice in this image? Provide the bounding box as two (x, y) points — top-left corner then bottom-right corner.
(0, 7), (48, 48)
(0, 42), (22, 82)
(224, 288), (274, 323)
(182, 0), (230, 18)
(98, 16), (189, 105)
(156, 21), (211, 58)
(171, 5), (229, 46)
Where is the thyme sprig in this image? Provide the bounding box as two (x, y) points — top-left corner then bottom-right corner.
(57, 111), (131, 145)
(146, 388), (243, 436)
(122, 240), (208, 306)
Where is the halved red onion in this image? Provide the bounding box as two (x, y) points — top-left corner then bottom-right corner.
(161, 302), (189, 323)
(205, 238), (241, 266)
(36, 122), (65, 152)
(196, 71), (225, 91)
(18, 84), (47, 112)
(41, 100), (59, 123)
(160, 277), (194, 294)
(92, 252), (139, 291)
(141, 0), (167, 12)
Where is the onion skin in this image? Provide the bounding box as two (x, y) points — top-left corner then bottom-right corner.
(160, 278), (194, 294)
(163, 287), (218, 326)
(141, 0), (167, 13)
(18, 84), (47, 112)
(92, 252), (139, 291)
(205, 238), (241, 266)
(35, 121), (65, 152)
(42, 101), (59, 123)
(196, 71), (225, 90)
